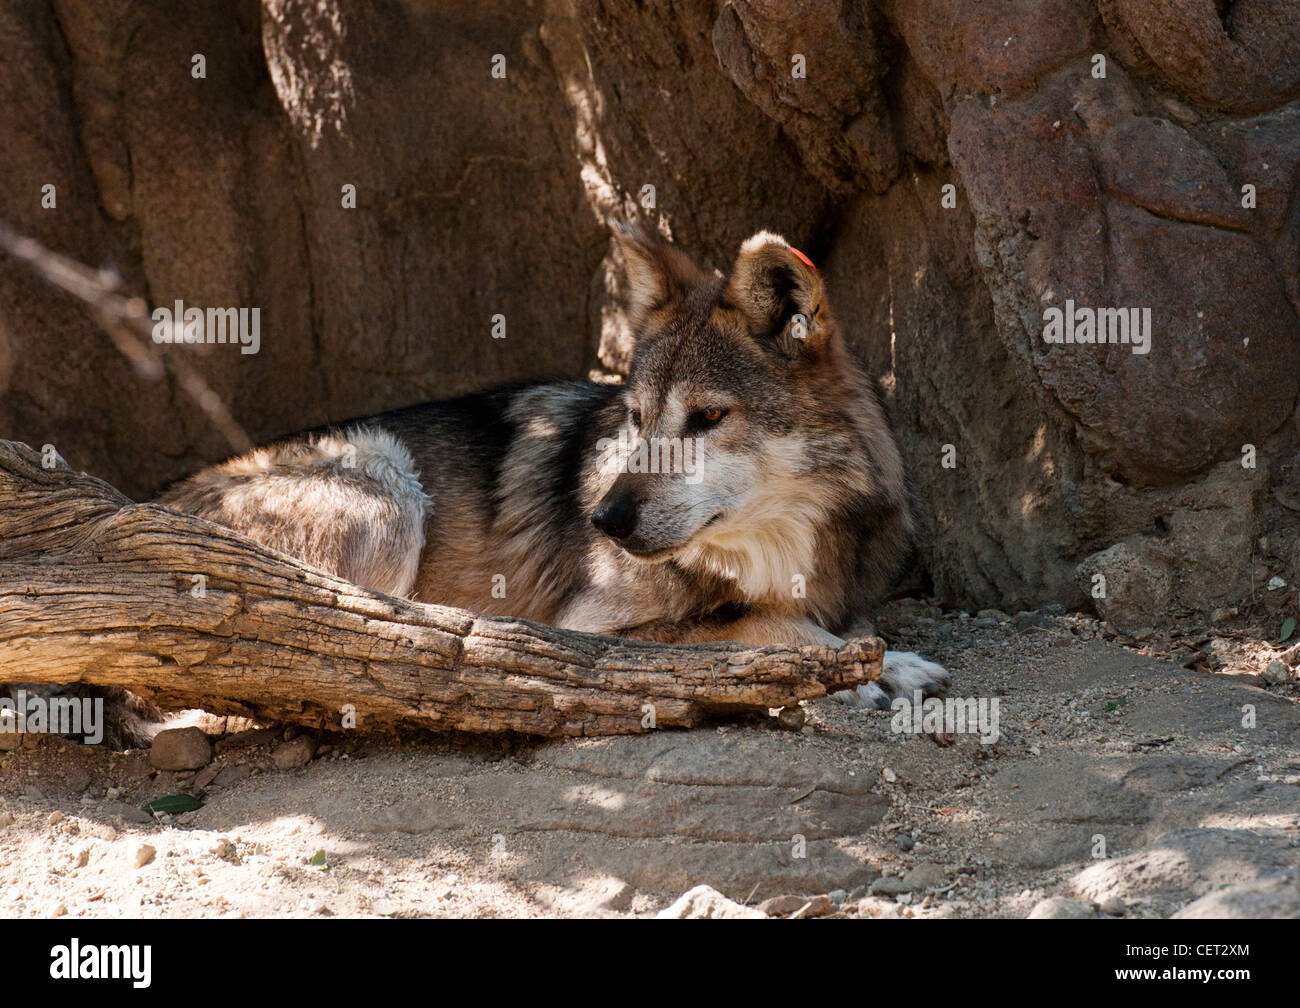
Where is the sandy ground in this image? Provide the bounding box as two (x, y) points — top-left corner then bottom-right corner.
(2, 602), (1298, 919)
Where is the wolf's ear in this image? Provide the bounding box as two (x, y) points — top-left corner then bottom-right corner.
(723, 232), (831, 361)
(610, 223), (708, 331)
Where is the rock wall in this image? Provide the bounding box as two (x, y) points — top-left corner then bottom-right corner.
(1, 0), (1297, 624)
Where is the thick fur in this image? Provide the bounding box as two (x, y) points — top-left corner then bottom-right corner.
(159, 228), (950, 712)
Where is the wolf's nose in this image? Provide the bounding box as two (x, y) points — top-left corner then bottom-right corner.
(592, 494), (638, 541)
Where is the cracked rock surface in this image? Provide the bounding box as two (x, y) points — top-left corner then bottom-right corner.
(1, 0), (1297, 616)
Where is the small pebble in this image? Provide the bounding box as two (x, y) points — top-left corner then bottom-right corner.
(150, 727), (212, 771)
(870, 876), (911, 897)
(1028, 896), (1093, 919)
(272, 735), (317, 770)
(1098, 895), (1127, 916)
(1263, 660), (1290, 685)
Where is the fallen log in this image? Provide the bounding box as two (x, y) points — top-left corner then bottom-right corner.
(0, 440), (880, 737)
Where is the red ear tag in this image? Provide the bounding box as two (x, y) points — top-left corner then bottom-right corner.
(790, 246), (816, 271)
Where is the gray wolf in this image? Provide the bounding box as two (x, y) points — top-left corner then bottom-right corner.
(159, 228), (950, 710)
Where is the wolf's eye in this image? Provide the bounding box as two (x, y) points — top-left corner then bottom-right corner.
(628, 408), (642, 429)
(695, 407), (728, 428)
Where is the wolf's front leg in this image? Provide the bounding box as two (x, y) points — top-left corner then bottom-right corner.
(671, 611), (952, 710)
(664, 615), (951, 708)
(583, 606), (954, 709)
(666, 611), (846, 648)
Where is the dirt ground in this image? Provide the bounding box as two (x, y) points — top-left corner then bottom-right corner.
(2, 602), (1298, 919)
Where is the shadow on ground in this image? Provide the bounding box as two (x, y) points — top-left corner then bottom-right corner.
(1, 608), (1298, 918)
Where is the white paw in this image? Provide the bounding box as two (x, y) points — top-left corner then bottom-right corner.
(879, 651), (952, 701)
(831, 682), (892, 710)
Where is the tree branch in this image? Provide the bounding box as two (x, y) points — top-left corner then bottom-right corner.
(0, 222), (253, 455)
(0, 440), (880, 737)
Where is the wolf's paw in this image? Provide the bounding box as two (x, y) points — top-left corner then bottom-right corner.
(831, 681), (893, 710)
(879, 650), (951, 700)
(831, 650), (951, 711)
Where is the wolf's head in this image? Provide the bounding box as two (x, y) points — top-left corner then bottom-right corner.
(589, 226), (905, 605)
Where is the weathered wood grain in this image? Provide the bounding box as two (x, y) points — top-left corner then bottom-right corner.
(0, 440), (881, 736)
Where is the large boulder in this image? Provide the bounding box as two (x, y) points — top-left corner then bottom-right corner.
(0, 0), (1296, 622)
